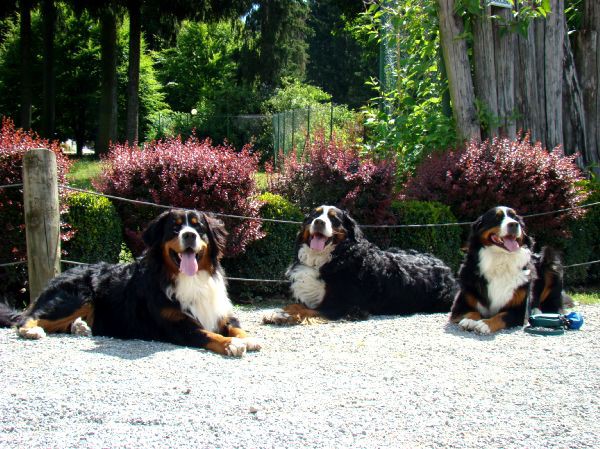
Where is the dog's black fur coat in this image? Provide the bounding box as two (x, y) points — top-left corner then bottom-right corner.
(287, 207), (458, 321)
(0, 210), (253, 354)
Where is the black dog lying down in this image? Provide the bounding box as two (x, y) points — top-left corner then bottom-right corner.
(264, 205), (458, 324)
(0, 209), (261, 357)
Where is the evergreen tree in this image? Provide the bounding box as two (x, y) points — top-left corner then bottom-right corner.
(241, 0), (310, 88)
(306, 0), (377, 109)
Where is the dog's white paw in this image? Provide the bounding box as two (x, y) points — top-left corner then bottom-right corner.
(472, 321), (491, 335)
(262, 310), (291, 325)
(70, 317), (92, 336)
(225, 338), (247, 357)
(458, 318), (478, 331)
(18, 326), (46, 340)
(243, 337), (262, 352)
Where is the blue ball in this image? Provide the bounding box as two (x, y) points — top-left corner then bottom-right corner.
(565, 311), (584, 330)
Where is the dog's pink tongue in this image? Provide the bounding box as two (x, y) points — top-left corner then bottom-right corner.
(180, 252), (198, 276)
(504, 237), (520, 252)
(310, 234), (327, 251)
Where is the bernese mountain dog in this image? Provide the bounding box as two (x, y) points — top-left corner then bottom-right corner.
(263, 205), (458, 325)
(0, 209), (261, 357)
(450, 206), (567, 334)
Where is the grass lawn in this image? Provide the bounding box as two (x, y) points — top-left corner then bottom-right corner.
(67, 157), (103, 190)
(569, 289), (600, 306)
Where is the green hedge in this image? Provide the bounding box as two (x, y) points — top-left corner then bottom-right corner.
(63, 193), (124, 264)
(223, 193), (303, 302)
(563, 187), (600, 286)
(387, 200), (463, 272)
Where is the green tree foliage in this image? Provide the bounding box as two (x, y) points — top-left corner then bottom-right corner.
(156, 19), (255, 115)
(352, 1), (456, 180)
(241, 0), (310, 88)
(306, 0), (377, 109)
(0, 3), (166, 151)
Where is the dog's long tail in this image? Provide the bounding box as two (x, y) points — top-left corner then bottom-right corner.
(0, 302), (21, 328)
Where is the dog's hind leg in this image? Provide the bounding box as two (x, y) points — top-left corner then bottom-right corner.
(18, 293), (95, 339)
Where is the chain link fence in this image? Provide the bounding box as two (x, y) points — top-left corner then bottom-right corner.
(271, 103), (364, 163)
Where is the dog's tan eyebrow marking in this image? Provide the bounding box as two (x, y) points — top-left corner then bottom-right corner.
(316, 207), (323, 214)
(496, 209), (504, 217)
(328, 209), (336, 218)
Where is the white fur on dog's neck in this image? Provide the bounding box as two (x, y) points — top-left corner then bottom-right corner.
(166, 271), (232, 332)
(478, 245), (532, 317)
(286, 244), (334, 309)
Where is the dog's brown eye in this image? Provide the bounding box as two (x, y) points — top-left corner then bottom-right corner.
(190, 216), (198, 225)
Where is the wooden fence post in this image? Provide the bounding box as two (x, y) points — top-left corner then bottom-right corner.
(22, 148), (61, 302)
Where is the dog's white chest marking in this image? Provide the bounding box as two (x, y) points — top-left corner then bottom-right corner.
(286, 244), (333, 309)
(168, 271), (232, 332)
(478, 246), (532, 316)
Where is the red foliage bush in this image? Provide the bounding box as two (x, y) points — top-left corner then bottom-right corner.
(269, 132), (396, 226)
(401, 135), (589, 239)
(0, 117), (72, 263)
(94, 136), (264, 256)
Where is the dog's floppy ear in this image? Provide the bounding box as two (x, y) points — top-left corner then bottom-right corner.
(204, 214), (228, 260)
(142, 210), (171, 247)
(342, 210), (363, 241)
(518, 216), (535, 249)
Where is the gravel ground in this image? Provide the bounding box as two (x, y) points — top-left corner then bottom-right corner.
(1, 304), (599, 449)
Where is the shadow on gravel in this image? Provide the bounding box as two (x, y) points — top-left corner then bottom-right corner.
(443, 321), (523, 340)
(84, 337), (177, 360)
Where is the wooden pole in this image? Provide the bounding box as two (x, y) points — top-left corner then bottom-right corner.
(23, 149), (61, 302)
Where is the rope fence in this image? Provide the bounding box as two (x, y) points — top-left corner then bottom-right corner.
(1, 181), (600, 279)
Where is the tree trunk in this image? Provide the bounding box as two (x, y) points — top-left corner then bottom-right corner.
(19, 0), (33, 130)
(96, 7), (118, 155)
(436, 0), (481, 143)
(41, 0), (56, 138)
(126, 1), (141, 146)
(493, 7), (516, 139)
(562, 21), (586, 165)
(472, 4), (499, 138)
(574, 0), (600, 175)
(516, 13), (543, 144)
(543, 0), (564, 150)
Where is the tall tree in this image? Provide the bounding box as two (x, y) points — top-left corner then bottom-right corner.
(306, 0), (377, 109)
(574, 0), (600, 173)
(242, 0), (310, 88)
(436, 0), (480, 142)
(19, 0), (33, 129)
(41, 0), (56, 137)
(126, 0), (140, 144)
(96, 5), (118, 155)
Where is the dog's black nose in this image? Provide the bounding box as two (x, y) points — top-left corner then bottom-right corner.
(181, 231), (197, 245)
(313, 218), (325, 229)
(507, 222), (519, 234)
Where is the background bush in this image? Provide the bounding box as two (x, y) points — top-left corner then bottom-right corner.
(223, 193), (303, 302)
(562, 185), (600, 286)
(269, 132), (396, 226)
(380, 200), (464, 272)
(94, 136), (263, 257)
(0, 117), (71, 305)
(63, 193), (123, 264)
(402, 135), (588, 242)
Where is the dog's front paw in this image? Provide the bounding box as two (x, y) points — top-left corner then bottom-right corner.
(458, 318), (478, 331)
(243, 337), (262, 352)
(263, 310), (300, 325)
(18, 326), (46, 340)
(71, 317), (92, 336)
(225, 337), (247, 357)
(458, 318), (491, 334)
